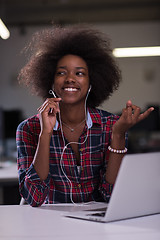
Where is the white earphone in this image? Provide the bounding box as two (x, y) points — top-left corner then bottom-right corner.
(49, 85), (92, 204)
(88, 85), (92, 93)
(49, 89), (56, 98)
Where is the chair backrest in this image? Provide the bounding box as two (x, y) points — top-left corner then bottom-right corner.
(20, 197), (27, 205)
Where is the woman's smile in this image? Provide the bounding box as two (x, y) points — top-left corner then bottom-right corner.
(63, 87), (78, 92)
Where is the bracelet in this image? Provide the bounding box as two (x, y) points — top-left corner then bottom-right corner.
(108, 145), (128, 154)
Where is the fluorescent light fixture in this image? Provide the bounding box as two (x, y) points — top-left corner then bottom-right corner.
(0, 18), (10, 39)
(113, 46), (160, 58)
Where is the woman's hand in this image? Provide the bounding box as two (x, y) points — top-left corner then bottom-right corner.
(112, 100), (154, 135)
(37, 98), (61, 136)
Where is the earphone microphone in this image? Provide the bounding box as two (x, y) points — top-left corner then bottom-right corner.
(49, 89), (57, 114)
(49, 89), (56, 98)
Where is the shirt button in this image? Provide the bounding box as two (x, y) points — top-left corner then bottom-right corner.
(78, 184), (81, 188)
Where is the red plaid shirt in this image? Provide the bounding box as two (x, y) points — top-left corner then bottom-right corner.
(16, 107), (125, 207)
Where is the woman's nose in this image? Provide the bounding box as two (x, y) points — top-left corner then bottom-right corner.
(65, 72), (75, 83)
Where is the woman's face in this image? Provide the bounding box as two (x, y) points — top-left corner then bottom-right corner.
(53, 54), (89, 105)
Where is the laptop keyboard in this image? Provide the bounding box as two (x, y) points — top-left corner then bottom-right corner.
(85, 207), (107, 217)
(88, 211), (105, 217)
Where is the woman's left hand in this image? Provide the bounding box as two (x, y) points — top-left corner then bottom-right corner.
(112, 100), (154, 135)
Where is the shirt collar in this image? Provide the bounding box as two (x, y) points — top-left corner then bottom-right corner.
(54, 118), (59, 130)
(88, 107), (102, 125)
(86, 109), (93, 129)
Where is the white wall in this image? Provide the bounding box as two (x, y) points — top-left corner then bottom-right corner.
(0, 21), (160, 119)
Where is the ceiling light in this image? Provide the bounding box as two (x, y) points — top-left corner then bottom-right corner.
(113, 46), (160, 58)
(0, 18), (10, 40)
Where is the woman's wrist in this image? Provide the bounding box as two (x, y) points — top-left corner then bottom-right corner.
(39, 132), (52, 146)
(110, 132), (126, 149)
(40, 130), (53, 138)
(111, 122), (126, 138)
(111, 132), (125, 142)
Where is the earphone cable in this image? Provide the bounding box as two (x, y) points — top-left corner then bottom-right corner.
(50, 87), (91, 204)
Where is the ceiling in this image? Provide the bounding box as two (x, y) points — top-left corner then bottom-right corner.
(0, 0), (160, 27)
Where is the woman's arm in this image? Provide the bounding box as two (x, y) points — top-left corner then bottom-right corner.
(106, 132), (125, 184)
(106, 100), (154, 184)
(33, 97), (61, 181)
(17, 97), (61, 206)
(16, 120), (50, 207)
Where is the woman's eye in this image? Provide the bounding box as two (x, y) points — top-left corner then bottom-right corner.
(76, 71), (84, 76)
(56, 71), (65, 76)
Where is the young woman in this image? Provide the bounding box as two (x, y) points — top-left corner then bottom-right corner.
(16, 25), (154, 206)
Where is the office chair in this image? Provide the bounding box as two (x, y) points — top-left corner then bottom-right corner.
(20, 197), (27, 205)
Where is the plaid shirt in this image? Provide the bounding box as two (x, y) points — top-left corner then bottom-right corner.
(16, 107), (123, 207)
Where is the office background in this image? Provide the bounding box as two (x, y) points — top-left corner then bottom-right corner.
(0, 22), (160, 117)
(0, 0), (160, 204)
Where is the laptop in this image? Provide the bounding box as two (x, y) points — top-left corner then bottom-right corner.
(65, 152), (160, 222)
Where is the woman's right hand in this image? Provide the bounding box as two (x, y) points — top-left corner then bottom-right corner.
(37, 98), (61, 136)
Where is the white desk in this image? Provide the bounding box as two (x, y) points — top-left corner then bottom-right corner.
(0, 204), (160, 240)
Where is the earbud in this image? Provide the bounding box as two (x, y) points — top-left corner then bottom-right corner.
(88, 85), (92, 93)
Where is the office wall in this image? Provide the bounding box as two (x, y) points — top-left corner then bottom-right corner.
(0, 21), (160, 118)
(97, 22), (160, 113)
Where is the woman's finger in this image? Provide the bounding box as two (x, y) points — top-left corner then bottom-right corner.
(131, 105), (141, 122)
(138, 107), (154, 122)
(126, 105), (133, 118)
(37, 98), (61, 113)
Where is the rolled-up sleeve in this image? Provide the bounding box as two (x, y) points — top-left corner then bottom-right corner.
(99, 172), (114, 203)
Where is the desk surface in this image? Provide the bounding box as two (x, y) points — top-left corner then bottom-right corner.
(0, 203), (160, 240)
